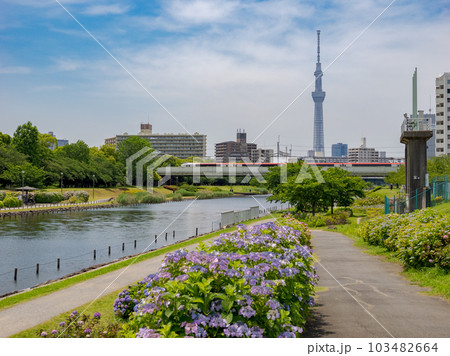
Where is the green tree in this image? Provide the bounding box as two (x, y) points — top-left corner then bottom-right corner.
(0, 163), (46, 188)
(428, 156), (450, 180)
(0, 132), (12, 146)
(12, 122), (40, 165)
(117, 136), (153, 164)
(57, 140), (90, 163)
(385, 164), (405, 185)
(267, 163), (365, 215)
(322, 168), (366, 213)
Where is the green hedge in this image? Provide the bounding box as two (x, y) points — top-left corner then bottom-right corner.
(34, 192), (64, 204)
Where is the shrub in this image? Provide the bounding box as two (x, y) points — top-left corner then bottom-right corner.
(62, 191), (74, 200)
(0, 201), (3, 209)
(213, 191), (233, 198)
(39, 311), (120, 338)
(172, 192), (183, 201)
(177, 189), (196, 197)
(117, 192), (165, 205)
(0, 191), (6, 201)
(74, 191), (89, 202)
(352, 194), (384, 207)
(334, 207), (353, 217)
(116, 193), (138, 205)
(34, 192), (63, 204)
(358, 209), (450, 270)
(2, 196), (22, 208)
(141, 193), (166, 204)
(196, 189), (214, 199)
(180, 184), (197, 192)
(323, 211), (349, 226)
(116, 221), (318, 338)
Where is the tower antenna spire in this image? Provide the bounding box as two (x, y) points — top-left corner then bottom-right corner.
(317, 30), (321, 63)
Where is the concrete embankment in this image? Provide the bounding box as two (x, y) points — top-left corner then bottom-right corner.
(0, 203), (118, 219)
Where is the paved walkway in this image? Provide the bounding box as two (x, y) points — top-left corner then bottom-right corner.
(0, 219), (273, 337)
(304, 230), (450, 338)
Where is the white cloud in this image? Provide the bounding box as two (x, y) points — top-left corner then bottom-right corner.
(0, 66), (30, 74)
(166, 0), (238, 24)
(83, 4), (130, 16)
(54, 58), (82, 72)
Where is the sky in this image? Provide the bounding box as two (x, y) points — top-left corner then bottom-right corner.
(0, 0), (449, 158)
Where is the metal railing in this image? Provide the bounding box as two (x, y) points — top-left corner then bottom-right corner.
(401, 118), (432, 133)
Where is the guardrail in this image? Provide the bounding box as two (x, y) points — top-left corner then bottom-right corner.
(401, 118), (432, 133)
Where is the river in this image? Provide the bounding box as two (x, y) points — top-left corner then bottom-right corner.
(0, 195), (282, 296)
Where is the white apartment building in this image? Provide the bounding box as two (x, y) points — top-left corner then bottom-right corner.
(435, 72), (450, 155)
(348, 137), (380, 163)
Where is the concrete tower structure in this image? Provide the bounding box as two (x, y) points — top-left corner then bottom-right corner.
(312, 30), (326, 156)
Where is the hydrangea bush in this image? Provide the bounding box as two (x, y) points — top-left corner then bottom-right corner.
(358, 209), (450, 269)
(117, 221), (318, 338)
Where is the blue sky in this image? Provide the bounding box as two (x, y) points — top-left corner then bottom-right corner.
(1, 0), (449, 157)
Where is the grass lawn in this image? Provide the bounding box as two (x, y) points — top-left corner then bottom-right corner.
(371, 187), (401, 198)
(429, 201), (450, 215)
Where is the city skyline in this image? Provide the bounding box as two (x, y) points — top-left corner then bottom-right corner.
(1, 1), (449, 157)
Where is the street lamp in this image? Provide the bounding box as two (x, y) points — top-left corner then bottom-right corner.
(60, 172), (64, 195)
(21, 170), (25, 205)
(92, 174), (95, 200)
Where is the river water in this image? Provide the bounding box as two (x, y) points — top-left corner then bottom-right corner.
(0, 196), (282, 296)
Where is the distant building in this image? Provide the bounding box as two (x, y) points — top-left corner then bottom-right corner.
(348, 137), (379, 163)
(105, 124), (207, 158)
(331, 143), (348, 157)
(48, 131), (68, 150)
(215, 129), (258, 162)
(435, 72), (450, 155)
(250, 148), (274, 163)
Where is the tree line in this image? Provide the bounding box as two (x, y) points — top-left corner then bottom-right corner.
(0, 122), (193, 189)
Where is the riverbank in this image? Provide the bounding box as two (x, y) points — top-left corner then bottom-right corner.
(0, 201), (117, 218)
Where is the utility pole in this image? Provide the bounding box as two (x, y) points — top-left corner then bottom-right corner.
(277, 136), (280, 163)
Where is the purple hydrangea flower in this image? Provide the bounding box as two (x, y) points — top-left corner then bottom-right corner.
(59, 321), (66, 327)
(40, 331), (48, 337)
(239, 306), (257, 318)
(250, 285), (272, 296)
(137, 328), (161, 338)
(84, 328), (91, 334)
(93, 312), (101, 319)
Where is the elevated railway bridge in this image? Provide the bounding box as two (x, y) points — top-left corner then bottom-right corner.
(156, 162), (402, 185)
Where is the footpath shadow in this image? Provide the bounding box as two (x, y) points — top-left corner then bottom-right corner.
(303, 303), (334, 338)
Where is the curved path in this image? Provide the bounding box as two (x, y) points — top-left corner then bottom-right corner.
(304, 230), (450, 338)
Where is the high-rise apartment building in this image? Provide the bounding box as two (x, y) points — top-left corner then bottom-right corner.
(215, 129), (258, 162)
(105, 124), (207, 158)
(348, 137), (380, 163)
(435, 73), (450, 155)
